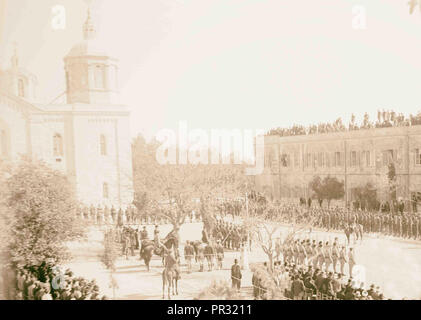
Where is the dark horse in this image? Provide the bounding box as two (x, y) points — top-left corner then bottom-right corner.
(342, 222), (364, 245)
(162, 250), (179, 300)
(140, 232), (179, 271)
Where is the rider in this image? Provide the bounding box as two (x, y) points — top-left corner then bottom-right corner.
(154, 225), (160, 246)
(139, 226), (149, 256)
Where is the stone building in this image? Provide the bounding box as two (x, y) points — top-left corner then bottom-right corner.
(255, 126), (421, 210)
(0, 10), (134, 208)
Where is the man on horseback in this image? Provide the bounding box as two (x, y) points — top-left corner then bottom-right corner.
(164, 247), (181, 281)
(139, 226), (149, 258)
(162, 246), (180, 299)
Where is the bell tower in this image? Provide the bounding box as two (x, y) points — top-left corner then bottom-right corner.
(64, 7), (119, 105)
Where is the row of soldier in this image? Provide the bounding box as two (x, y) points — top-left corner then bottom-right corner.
(272, 202), (421, 240)
(76, 205), (202, 226)
(278, 238), (357, 277)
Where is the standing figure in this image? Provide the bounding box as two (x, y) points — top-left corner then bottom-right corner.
(231, 259), (242, 291)
(184, 241), (194, 273)
(215, 240), (224, 270)
(348, 247), (356, 277)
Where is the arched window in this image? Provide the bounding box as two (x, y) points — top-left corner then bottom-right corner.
(53, 133), (63, 157)
(94, 65), (105, 89)
(18, 79), (25, 97)
(103, 182), (109, 199)
(100, 134), (107, 156)
(0, 130), (7, 156)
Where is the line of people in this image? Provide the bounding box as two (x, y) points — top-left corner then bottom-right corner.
(266, 110), (421, 138)
(76, 205), (202, 226)
(265, 202), (421, 241)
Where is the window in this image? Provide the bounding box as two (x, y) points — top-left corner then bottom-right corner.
(103, 182), (109, 199)
(382, 150), (394, 166)
(100, 134), (107, 156)
(334, 152), (341, 167)
(326, 152), (330, 167)
(305, 153), (311, 168)
(351, 151), (357, 167)
(415, 149), (421, 165)
(362, 150), (371, 167)
(317, 152), (324, 167)
(18, 79), (25, 97)
(0, 130), (7, 156)
(294, 152), (300, 167)
(94, 65), (105, 89)
(53, 134), (63, 157)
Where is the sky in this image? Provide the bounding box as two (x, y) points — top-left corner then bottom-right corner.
(2, 0), (421, 141)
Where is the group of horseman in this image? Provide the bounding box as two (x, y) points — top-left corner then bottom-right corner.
(280, 238), (357, 276)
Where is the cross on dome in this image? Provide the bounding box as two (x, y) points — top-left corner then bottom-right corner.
(83, 7), (96, 40)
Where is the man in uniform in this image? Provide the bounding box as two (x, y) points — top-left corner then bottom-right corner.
(184, 241), (194, 273)
(215, 240), (224, 270)
(154, 225), (160, 245)
(123, 232), (131, 260)
(323, 241), (332, 272)
(304, 240), (312, 266)
(413, 216), (419, 240)
(339, 245), (348, 275)
(298, 240), (306, 265)
(231, 259), (242, 291)
(331, 241), (340, 273)
(317, 242), (325, 271)
(348, 247), (356, 277)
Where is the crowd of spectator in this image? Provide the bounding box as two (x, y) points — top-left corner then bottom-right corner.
(13, 266), (106, 300)
(277, 261), (386, 300)
(267, 110), (421, 137)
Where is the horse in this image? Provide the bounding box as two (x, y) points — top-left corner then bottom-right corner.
(343, 223), (363, 245)
(140, 239), (155, 271)
(162, 251), (179, 300)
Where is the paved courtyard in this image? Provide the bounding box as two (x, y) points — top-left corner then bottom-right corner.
(65, 222), (421, 300)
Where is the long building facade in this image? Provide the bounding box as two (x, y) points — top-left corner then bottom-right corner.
(255, 126), (421, 211)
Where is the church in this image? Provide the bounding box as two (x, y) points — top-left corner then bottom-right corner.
(0, 9), (134, 208)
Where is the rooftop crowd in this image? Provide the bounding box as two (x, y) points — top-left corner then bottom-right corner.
(267, 110), (421, 137)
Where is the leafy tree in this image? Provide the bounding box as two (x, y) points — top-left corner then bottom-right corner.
(3, 159), (86, 271)
(321, 176), (345, 208)
(309, 176), (323, 205)
(310, 175), (344, 208)
(100, 230), (120, 299)
(353, 183), (379, 211)
(132, 134), (253, 240)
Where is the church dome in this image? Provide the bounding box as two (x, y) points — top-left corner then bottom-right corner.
(67, 39), (110, 58)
